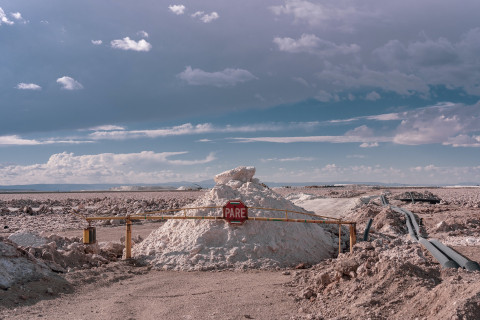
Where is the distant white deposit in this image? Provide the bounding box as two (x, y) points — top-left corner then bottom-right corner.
(133, 166), (336, 270)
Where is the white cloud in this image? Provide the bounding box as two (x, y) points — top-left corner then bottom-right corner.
(0, 135), (91, 146)
(261, 157), (314, 162)
(88, 122), (319, 140)
(232, 135), (390, 144)
(347, 154), (366, 159)
(273, 34), (360, 56)
(374, 38), (458, 68)
(87, 125), (125, 131)
(329, 110), (402, 124)
(316, 63), (430, 96)
(392, 102), (480, 146)
(444, 135), (480, 148)
(315, 90), (339, 102)
(200, 12), (219, 23)
(0, 135), (41, 146)
(292, 77), (310, 87)
(110, 37), (152, 52)
(270, 163), (480, 185)
(371, 29), (480, 96)
(56, 76), (83, 90)
(359, 142), (379, 148)
(191, 11), (219, 23)
(137, 30), (149, 38)
(91, 40), (102, 45)
(169, 5), (186, 15)
(345, 125), (374, 138)
(0, 151), (216, 184)
(270, 0), (374, 31)
(15, 83), (41, 90)
(365, 91), (381, 101)
(232, 102), (480, 148)
(0, 7), (14, 25)
(10, 12), (26, 23)
(178, 66), (256, 87)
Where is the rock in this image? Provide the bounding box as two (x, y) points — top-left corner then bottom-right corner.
(315, 272), (331, 287)
(23, 206), (34, 215)
(8, 230), (47, 248)
(295, 263), (309, 269)
(435, 221), (450, 232)
(214, 166), (256, 185)
(335, 259), (360, 278)
(300, 288), (315, 299)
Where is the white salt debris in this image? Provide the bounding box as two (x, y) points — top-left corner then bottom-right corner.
(0, 240), (52, 289)
(133, 166), (336, 270)
(8, 230), (47, 248)
(214, 166), (256, 185)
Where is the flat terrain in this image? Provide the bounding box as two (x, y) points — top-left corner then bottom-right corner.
(3, 269), (297, 320)
(1, 187), (480, 319)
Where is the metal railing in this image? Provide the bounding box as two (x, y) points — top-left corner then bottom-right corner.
(82, 205), (357, 259)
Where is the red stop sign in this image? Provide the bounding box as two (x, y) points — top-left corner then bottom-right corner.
(223, 200), (248, 225)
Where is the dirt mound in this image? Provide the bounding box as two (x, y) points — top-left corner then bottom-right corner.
(0, 237), (55, 290)
(353, 204), (407, 237)
(290, 238), (480, 319)
(394, 190), (441, 202)
(3, 230), (125, 283)
(133, 167), (336, 270)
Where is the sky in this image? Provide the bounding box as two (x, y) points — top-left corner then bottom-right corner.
(1, 0), (480, 186)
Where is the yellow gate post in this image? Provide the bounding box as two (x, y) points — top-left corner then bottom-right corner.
(125, 216), (132, 259)
(349, 223), (356, 253)
(338, 224), (342, 255)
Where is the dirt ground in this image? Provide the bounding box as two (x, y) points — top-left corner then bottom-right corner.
(1, 187), (480, 319)
(1, 266), (297, 320)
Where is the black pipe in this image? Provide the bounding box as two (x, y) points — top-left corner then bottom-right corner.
(418, 237), (459, 269)
(363, 218), (373, 241)
(430, 239), (480, 271)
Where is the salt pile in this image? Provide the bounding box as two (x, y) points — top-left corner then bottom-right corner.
(8, 230), (47, 248)
(133, 166), (336, 270)
(0, 238), (53, 289)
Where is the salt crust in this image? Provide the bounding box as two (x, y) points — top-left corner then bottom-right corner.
(8, 230), (47, 248)
(0, 240), (52, 289)
(213, 166), (256, 185)
(133, 167), (336, 270)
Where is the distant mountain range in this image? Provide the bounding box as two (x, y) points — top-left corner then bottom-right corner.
(0, 180), (478, 192)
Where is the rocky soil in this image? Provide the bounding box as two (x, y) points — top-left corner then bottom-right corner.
(1, 187), (479, 319)
(288, 187), (480, 319)
(0, 191), (202, 234)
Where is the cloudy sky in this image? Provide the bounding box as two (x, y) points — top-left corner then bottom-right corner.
(1, 0), (480, 185)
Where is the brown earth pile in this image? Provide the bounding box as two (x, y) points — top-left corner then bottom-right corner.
(289, 239), (480, 320)
(288, 188), (480, 319)
(393, 190), (441, 201)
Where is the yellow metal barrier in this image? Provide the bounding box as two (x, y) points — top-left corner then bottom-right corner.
(84, 206), (356, 259)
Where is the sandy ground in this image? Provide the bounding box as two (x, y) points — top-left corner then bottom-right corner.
(2, 268), (297, 320)
(289, 198), (359, 219)
(1, 187), (480, 319)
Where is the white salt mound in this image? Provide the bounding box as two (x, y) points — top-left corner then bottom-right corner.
(0, 239), (52, 289)
(133, 166), (336, 270)
(214, 166), (256, 185)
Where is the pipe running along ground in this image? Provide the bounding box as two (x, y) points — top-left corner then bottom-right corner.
(384, 200), (478, 270)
